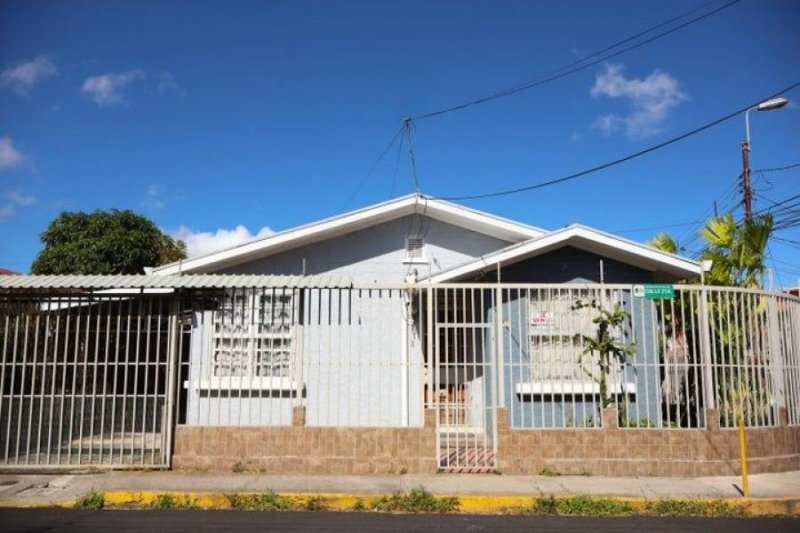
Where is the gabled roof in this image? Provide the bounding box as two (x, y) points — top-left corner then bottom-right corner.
(0, 273), (351, 289)
(424, 224), (702, 282)
(153, 193), (546, 275)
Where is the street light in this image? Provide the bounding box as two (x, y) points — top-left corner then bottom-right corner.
(742, 96), (790, 221)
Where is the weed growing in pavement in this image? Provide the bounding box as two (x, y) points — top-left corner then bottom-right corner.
(225, 491), (298, 511)
(644, 499), (747, 517)
(74, 490), (104, 510)
(370, 487), (459, 513)
(351, 498), (366, 511)
(514, 495), (749, 518)
(150, 493), (198, 510)
(525, 495), (634, 516)
(302, 496), (329, 511)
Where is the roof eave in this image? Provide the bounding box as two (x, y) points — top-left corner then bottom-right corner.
(154, 195), (545, 275)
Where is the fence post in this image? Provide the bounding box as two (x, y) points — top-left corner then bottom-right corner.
(426, 284), (434, 409)
(699, 286), (716, 410)
(767, 295), (785, 413)
(495, 285), (505, 409)
(163, 295), (181, 468)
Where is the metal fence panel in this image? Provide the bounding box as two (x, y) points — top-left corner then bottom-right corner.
(0, 292), (175, 468)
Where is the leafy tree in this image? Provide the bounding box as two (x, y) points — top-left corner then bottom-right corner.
(31, 209), (187, 275)
(647, 232), (679, 255)
(698, 213), (773, 288)
(646, 213), (774, 289)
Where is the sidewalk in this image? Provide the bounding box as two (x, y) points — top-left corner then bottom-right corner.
(1, 470), (799, 508)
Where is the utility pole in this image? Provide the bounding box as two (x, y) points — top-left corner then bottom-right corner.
(741, 96), (789, 224)
(741, 140), (752, 223)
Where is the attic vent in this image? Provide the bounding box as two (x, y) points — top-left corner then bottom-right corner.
(405, 236), (426, 262)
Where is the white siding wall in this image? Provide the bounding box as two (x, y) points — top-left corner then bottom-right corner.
(185, 215), (512, 427)
(219, 216), (512, 282)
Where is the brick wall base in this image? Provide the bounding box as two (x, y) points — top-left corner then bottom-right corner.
(172, 409), (438, 474)
(497, 408), (800, 476)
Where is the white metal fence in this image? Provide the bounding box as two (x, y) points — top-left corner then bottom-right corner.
(178, 287), (426, 428)
(0, 292), (177, 468)
(1, 281), (799, 470)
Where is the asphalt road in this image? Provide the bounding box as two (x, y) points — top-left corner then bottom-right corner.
(0, 509), (798, 533)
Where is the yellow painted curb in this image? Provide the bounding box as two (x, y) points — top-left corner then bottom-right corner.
(1, 491), (798, 517)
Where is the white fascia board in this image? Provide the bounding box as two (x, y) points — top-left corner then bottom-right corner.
(420, 198), (545, 241)
(155, 194), (545, 275)
(154, 195), (420, 274)
(427, 225), (702, 283)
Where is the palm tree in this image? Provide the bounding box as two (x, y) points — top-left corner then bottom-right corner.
(646, 214), (773, 289)
(698, 213), (773, 288)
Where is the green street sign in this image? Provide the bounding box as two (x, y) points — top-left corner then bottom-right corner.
(633, 284), (675, 299)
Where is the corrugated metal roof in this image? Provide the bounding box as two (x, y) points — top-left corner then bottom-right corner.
(0, 274), (352, 289)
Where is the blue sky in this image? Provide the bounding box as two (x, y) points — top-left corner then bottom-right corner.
(1, 0), (799, 283)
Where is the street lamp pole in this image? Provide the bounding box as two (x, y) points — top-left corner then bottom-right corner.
(741, 96), (789, 223)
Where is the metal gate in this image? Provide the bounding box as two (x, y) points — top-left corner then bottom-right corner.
(432, 287), (498, 472)
(0, 291), (179, 469)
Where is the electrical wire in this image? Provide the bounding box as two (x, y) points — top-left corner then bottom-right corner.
(411, 0), (742, 121)
(342, 125), (405, 210)
(432, 81), (800, 201)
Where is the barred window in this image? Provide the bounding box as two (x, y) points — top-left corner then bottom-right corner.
(211, 289), (295, 381)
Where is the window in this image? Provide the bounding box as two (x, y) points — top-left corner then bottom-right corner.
(528, 291), (597, 382)
(523, 290), (632, 395)
(405, 236), (426, 262)
(210, 289), (296, 387)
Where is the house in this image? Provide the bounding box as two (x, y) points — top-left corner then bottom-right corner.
(152, 194), (701, 435)
(2, 194), (798, 476)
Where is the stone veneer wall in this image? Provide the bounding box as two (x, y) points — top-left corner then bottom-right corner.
(497, 408), (800, 476)
(173, 406), (799, 476)
(172, 407), (438, 474)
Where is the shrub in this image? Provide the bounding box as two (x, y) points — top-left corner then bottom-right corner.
(370, 488), (459, 513)
(150, 493), (198, 510)
(226, 492), (297, 511)
(75, 490), (104, 510)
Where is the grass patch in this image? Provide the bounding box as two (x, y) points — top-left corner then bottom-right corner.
(302, 496), (329, 511)
(351, 498), (366, 511)
(74, 490), (104, 510)
(526, 495), (634, 517)
(644, 498), (747, 517)
(370, 487), (459, 513)
(226, 491), (297, 511)
(514, 495), (749, 518)
(150, 493), (198, 510)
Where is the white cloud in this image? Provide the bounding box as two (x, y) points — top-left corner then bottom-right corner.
(591, 63), (687, 138)
(0, 137), (24, 169)
(81, 69), (145, 106)
(1, 56), (57, 96)
(0, 189), (37, 222)
(171, 225), (274, 258)
(143, 184), (165, 209)
(6, 189), (36, 206)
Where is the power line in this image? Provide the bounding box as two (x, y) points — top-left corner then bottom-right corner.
(755, 162), (800, 174)
(404, 119), (421, 192)
(434, 81), (800, 201)
(612, 219), (706, 235)
(411, 0), (742, 121)
(342, 125), (405, 209)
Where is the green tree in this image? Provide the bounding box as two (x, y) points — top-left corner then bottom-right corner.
(646, 214), (773, 289)
(31, 209), (187, 275)
(698, 213), (773, 288)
